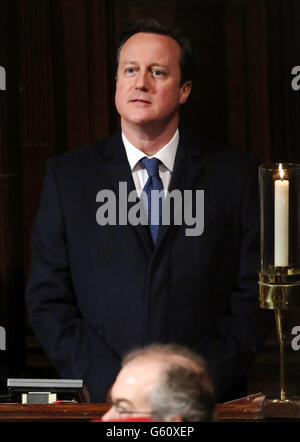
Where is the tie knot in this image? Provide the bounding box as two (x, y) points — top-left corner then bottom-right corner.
(140, 157), (160, 178)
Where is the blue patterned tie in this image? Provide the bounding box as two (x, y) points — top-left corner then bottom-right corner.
(140, 157), (164, 243)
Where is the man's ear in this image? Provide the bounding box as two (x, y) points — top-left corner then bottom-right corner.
(179, 81), (192, 105)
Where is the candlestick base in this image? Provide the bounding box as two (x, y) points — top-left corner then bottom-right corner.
(259, 271), (300, 309)
(262, 397), (300, 419)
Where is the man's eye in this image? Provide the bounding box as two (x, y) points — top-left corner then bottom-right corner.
(152, 69), (165, 77)
(116, 406), (129, 414)
(125, 67), (135, 74)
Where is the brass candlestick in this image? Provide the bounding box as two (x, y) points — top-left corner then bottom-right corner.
(259, 163), (300, 419)
(274, 308), (286, 401)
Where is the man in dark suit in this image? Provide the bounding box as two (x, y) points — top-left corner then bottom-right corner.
(26, 19), (272, 403)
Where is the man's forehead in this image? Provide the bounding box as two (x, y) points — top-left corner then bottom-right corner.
(111, 357), (163, 401)
(119, 356), (163, 384)
(124, 355), (164, 378)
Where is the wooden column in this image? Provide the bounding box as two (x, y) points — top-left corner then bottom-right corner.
(226, 0), (271, 158)
(18, 0), (62, 376)
(226, 0), (300, 162)
(19, 0), (57, 279)
(0, 0), (24, 381)
(266, 0), (300, 162)
(59, 0), (112, 150)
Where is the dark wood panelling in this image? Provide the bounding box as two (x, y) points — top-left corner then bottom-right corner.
(226, 0), (271, 158)
(86, 0), (111, 140)
(54, 0), (113, 149)
(19, 0), (55, 152)
(0, 0), (299, 397)
(225, 0), (248, 152)
(289, 0), (300, 161)
(59, 0), (91, 149)
(267, 0), (300, 163)
(175, 0), (228, 143)
(19, 0), (57, 279)
(226, 0), (300, 162)
(0, 0), (24, 384)
(0, 178), (24, 380)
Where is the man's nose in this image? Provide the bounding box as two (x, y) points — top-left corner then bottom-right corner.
(101, 406), (116, 422)
(135, 70), (149, 91)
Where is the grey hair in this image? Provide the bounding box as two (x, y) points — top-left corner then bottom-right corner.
(122, 343), (216, 422)
(148, 365), (216, 422)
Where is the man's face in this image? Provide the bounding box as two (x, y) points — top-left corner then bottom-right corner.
(115, 32), (191, 130)
(102, 357), (162, 421)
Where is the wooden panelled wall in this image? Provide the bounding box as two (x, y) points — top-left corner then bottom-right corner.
(0, 0), (299, 391)
(0, 0), (24, 386)
(226, 0), (300, 162)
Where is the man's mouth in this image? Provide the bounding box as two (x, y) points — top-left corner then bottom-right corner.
(129, 99), (151, 104)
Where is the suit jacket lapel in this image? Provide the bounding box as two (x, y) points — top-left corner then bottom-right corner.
(155, 129), (207, 249)
(96, 131), (154, 254)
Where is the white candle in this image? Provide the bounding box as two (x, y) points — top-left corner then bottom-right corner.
(274, 164), (289, 266)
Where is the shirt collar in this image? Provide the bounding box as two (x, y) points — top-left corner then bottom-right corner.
(122, 129), (179, 172)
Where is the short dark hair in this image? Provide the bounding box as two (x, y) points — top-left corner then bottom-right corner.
(122, 343), (216, 422)
(116, 18), (198, 85)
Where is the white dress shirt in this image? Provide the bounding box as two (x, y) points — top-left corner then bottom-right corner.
(122, 129), (179, 197)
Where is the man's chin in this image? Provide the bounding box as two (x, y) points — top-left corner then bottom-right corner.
(120, 113), (178, 133)
(123, 115), (157, 127)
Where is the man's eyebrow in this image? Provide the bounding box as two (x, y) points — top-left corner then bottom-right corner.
(119, 60), (169, 70)
(114, 398), (133, 407)
(149, 63), (169, 70)
(119, 60), (138, 66)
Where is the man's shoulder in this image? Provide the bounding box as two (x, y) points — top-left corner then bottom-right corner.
(180, 127), (260, 169)
(49, 137), (111, 167)
(206, 143), (260, 170)
(46, 132), (122, 178)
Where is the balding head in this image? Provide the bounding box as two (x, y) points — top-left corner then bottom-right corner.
(102, 344), (215, 422)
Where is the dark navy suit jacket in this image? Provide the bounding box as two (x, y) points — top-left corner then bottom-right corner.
(26, 129), (272, 402)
